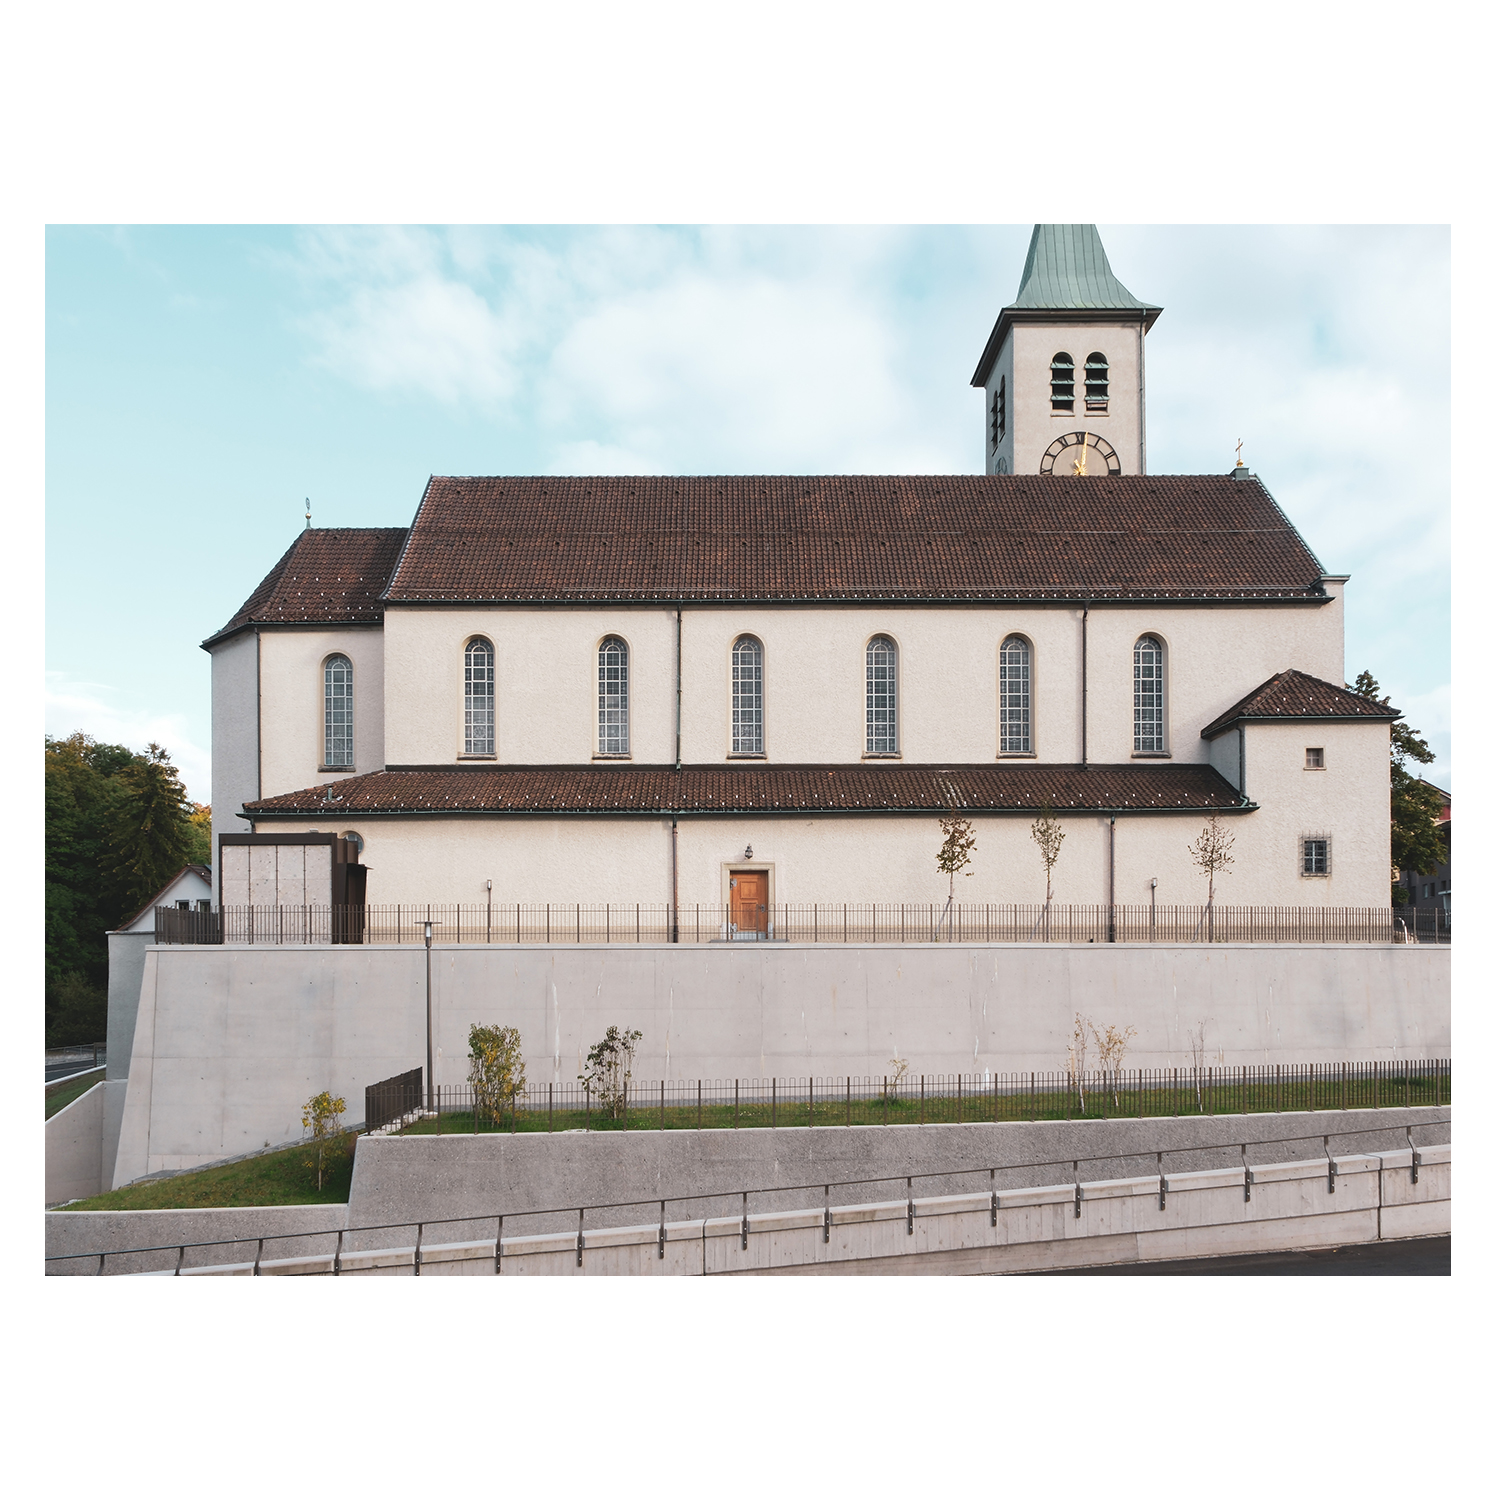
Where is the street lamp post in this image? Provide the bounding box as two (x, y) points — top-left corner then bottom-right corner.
(424, 919), (434, 1111)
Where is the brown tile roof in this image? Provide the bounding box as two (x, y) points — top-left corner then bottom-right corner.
(204, 528), (408, 646)
(1200, 670), (1400, 739)
(244, 763), (1251, 817)
(381, 474), (1330, 604)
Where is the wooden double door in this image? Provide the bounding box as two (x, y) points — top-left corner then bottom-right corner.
(729, 870), (769, 938)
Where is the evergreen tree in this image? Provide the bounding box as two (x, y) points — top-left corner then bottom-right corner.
(103, 742), (196, 917)
(1350, 672), (1446, 883)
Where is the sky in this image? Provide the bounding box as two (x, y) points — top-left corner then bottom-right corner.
(44, 223), (1450, 801)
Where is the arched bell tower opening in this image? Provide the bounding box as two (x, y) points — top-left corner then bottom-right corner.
(971, 225), (1162, 477)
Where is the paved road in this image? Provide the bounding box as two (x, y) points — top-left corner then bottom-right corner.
(1027, 1235), (1449, 1276)
(45, 1059), (105, 1084)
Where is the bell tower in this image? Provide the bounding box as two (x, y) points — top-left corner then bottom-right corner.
(971, 225), (1162, 477)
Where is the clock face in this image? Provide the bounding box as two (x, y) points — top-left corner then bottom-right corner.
(1040, 431), (1121, 476)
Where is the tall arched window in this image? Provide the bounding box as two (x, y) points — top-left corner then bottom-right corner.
(999, 635), (1031, 753)
(464, 638), (495, 755)
(732, 635), (764, 755)
(1050, 352), (1075, 412)
(866, 636), (898, 755)
(989, 376), (1006, 451)
(1133, 636), (1166, 753)
(598, 636), (630, 755)
(1085, 352), (1109, 409)
(324, 654), (354, 768)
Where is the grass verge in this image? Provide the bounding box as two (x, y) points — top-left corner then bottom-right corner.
(45, 1071), (105, 1120)
(395, 1073), (1450, 1135)
(56, 1135), (357, 1211)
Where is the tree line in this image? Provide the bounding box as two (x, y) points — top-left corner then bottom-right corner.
(45, 733), (210, 1045)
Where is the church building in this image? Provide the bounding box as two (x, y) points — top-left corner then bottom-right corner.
(204, 225), (1399, 930)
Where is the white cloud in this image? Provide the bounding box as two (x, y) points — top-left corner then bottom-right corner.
(46, 673), (211, 803)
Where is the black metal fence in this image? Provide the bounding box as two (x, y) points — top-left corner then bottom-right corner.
(366, 1069), (423, 1133)
(157, 901), (1454, 947)
(383, 1058), (1450, 1135)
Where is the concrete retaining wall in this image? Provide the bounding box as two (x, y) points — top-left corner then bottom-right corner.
(112, 941), (1449, 1184)
(44, 1203), (351, 1275)
(46, 1082), (106, 1206)
(51, 1105), (1448, 1271)
(342, 1105), (1450, 1243)
(116, 1145), (1453, 1277)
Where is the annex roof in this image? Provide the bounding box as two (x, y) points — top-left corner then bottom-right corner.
(379, 473), (1330, 605)
(243, 763), (1252, 818)
(203, 527), (408, 647)
(1200, 670), (1400, 739)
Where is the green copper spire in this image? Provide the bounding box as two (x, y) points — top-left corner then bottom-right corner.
(1011, 224), (1156, 311)
(971, 224), (1162, 387)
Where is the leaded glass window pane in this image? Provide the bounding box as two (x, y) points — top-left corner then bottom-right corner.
(999, 635), (1031, 753)
(599, 636), (629, 755)
(1133, 636), (1165, 753)
(324, 654), (354, 768)
(464, 638), (495, 756)
(866, 636), (898, 754)
(732, 636), (763, 755)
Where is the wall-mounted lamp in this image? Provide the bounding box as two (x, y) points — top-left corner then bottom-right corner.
(744, 845), (754, 860)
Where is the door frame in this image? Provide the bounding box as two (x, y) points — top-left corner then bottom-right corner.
(721, 860), (776, 937)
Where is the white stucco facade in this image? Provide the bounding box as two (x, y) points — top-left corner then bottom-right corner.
(986, 318), (1149, 477)
(340, 594), (1347, 772)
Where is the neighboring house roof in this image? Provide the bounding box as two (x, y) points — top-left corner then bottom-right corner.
(113, 865), (213, 933)
(971, 224), (1163, 386)
(379, 473), (1329, 605)
(203, 527), (408, 647)
(243, 764), (1252, 818)
(1413, 777), (1451, 821)
(1200, 670), (1401, 739)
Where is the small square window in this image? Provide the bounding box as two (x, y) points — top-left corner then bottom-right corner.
(1302, 838), (1330, 876)
(1305, 747), (1324, 769)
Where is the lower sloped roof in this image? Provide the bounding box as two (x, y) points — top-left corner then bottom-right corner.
(244, 763), (1251, 817)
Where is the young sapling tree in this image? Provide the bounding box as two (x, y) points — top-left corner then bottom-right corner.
(1066, 1012), (1090, 1112)
(579, 1025), (643, 1121)
(1030, 803), (1065, 938)
(1188, 814), (1236, 938)
(301, 1090), (347, 1192)
(1090, 1020), (1138, 1109)
(934, 813), (977, 940)
(1187, 1020), (1209, 1110)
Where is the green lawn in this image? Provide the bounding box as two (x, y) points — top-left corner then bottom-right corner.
(396, 1070), (1450, 1135)
(56, 1135), (357, 1211)
(45, 1070), (105, 1120)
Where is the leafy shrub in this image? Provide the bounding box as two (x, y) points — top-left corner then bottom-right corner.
(469, 1024), (526, 1126)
